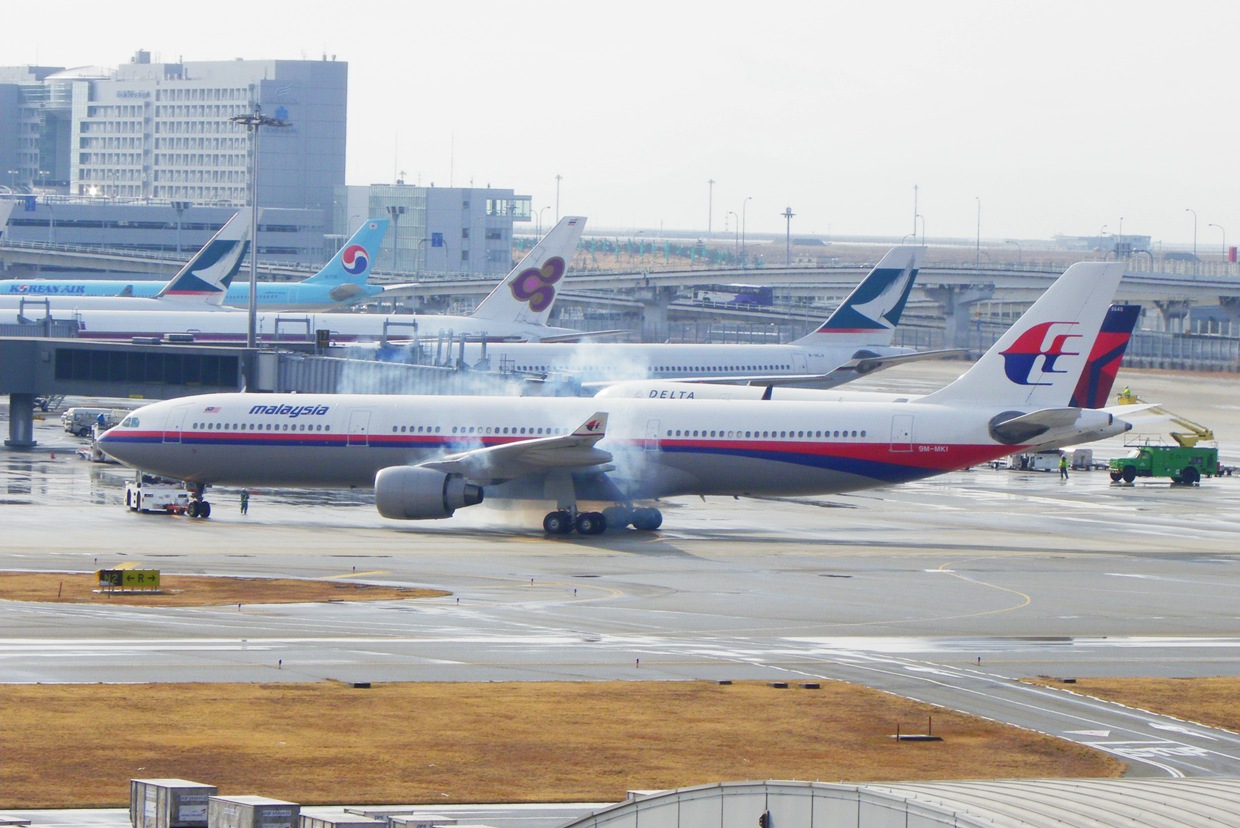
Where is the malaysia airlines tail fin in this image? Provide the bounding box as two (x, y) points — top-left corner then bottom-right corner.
(154, 207), (253, 305)
(470, 216), (587, 324)
(922, 261), (1126, 409)
(301, 218), (389, 296)
(1069, 303), (1141, 409)
(791, 246), (922, 347)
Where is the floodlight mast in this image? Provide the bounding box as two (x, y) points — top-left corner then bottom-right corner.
(230, 104), (290, 348)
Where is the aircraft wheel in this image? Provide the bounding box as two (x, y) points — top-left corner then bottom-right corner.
(543, 510), (573, 535)
(1108, 471), (1122, 483)
(575, 511), (607, 536)
(198, 500), (212, 519)
(1121, 465), (1137, 483)
(1182, 467), (1200, 486)
(631, 507), (663, 532)
(603, 506), (632, 530)
(187, 501), (200, 518)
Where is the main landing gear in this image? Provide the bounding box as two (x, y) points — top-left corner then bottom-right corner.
(541, 505), (663, 535)
(185, 482), (212, 519)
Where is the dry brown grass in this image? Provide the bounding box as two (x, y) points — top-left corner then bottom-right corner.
(0, 680), (1122, 809)
(1028, 677), (1240, 734)
(0, 572), (447, 606)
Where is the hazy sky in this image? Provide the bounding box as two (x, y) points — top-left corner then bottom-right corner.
(6, 1), (1238, 247)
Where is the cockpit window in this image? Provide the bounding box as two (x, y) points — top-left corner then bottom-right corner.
(122, 417), (138, 428)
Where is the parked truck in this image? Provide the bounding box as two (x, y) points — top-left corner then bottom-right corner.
(1110, 388), (1221, 485)
(1108, 442), (1219, 484)
(62, 407), (129, 437)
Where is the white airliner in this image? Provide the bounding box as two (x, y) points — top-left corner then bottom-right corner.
(99, 260), (1129, 534)
(431, 246), (944, 388)
(0, 213), (387, 311)
(0, 208), (252, 311)
(0, 216), (588, 342)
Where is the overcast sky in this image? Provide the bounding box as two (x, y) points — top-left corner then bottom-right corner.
(6, 1), (1238, 248)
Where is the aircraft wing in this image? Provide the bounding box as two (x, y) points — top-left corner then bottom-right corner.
(527, 329), (630, 343)
(420, 412), (612, 484)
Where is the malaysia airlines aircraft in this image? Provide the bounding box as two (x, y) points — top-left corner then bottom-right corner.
(593, 302), (1143, 451)
(1, 216), (589, 342)
(433, 246), (945, 388)
(0, 208), (252, 310)
(0, 215), (387, 311)
(99, 260), (1129, 534)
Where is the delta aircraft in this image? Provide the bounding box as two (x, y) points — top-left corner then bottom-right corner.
(99, 259), (1130, 534)
(0, 208), (252, 311)
(1, 216), (589, 343)
(0, 215), (388, 311)
(423, 246), (949, 388)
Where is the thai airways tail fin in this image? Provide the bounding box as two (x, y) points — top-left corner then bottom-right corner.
(154, 207), (253, 305)
(921, 261), (1126, 409)
(791, 246), (922, 346)
(470, 216), (587, 324)
(1069, 303), (1141, 409)
(301, 218), (389, 286)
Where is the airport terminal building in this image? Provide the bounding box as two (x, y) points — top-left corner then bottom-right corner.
(0, 51), (528, 277)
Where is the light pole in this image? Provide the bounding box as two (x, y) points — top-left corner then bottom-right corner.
(741, 196), (752, 265)
(974, 196), (981, 268)
(1186, 207), (1198, 265)
(1208, 223), (1226, 262)
(707, 179), (715, 235)
(172, 201), (190, 254)
(726, 211), (739, 259)
(386, 204), (406, 271)
(537, 206), (549, 239)
(230, 103), (290, 349)
(554, 174), (562, 221)
(781, 206), (795, 266)
(415, 237), (429, 278)
(915, 214), (925, 247)
(1005, 240), (1022, 264)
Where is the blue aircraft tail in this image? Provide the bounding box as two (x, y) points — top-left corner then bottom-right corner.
(791, 246), (922, 346)
(300, 218), (386, 298)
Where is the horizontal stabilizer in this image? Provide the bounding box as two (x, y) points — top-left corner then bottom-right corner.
(990, 407), (1124, 446)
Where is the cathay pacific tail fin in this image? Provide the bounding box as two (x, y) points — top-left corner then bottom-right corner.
(791, 246), (922, 346)
(154, 208), (253, 305)
(921, 262), (1126, 409)
(470, 216), (587, 324)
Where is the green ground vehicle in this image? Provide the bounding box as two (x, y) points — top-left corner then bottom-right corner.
(1108, 442), (1219, 484)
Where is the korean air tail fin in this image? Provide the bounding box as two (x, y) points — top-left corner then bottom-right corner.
(302, 218), (389, 286)
(921, 261), (1126, 409)
(791, 246), (922, 346)
(154, 207), (253, 305)
(470, 216), (587, 324)
(1069, 303), (1141, 409)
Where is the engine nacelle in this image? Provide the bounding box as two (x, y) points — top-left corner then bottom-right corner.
(374, 466), (484, 520)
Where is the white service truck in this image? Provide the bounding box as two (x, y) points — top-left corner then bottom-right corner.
(62, 407), (129, 437)
(125, 473), (190, 514)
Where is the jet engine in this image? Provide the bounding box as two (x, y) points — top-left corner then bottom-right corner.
(374, 466), (484, 520)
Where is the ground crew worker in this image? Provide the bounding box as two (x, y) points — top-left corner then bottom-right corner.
(240, 489), (250, 514)
(1059, 454), (1069, 480)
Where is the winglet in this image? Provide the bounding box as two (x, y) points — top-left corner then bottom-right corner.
(155, 207), (254, 304)
(470, 216), (587, 324)
(1069, 303), (1141, 409)
(792, 246), (922, 346)
(572, 411), (608, 441)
